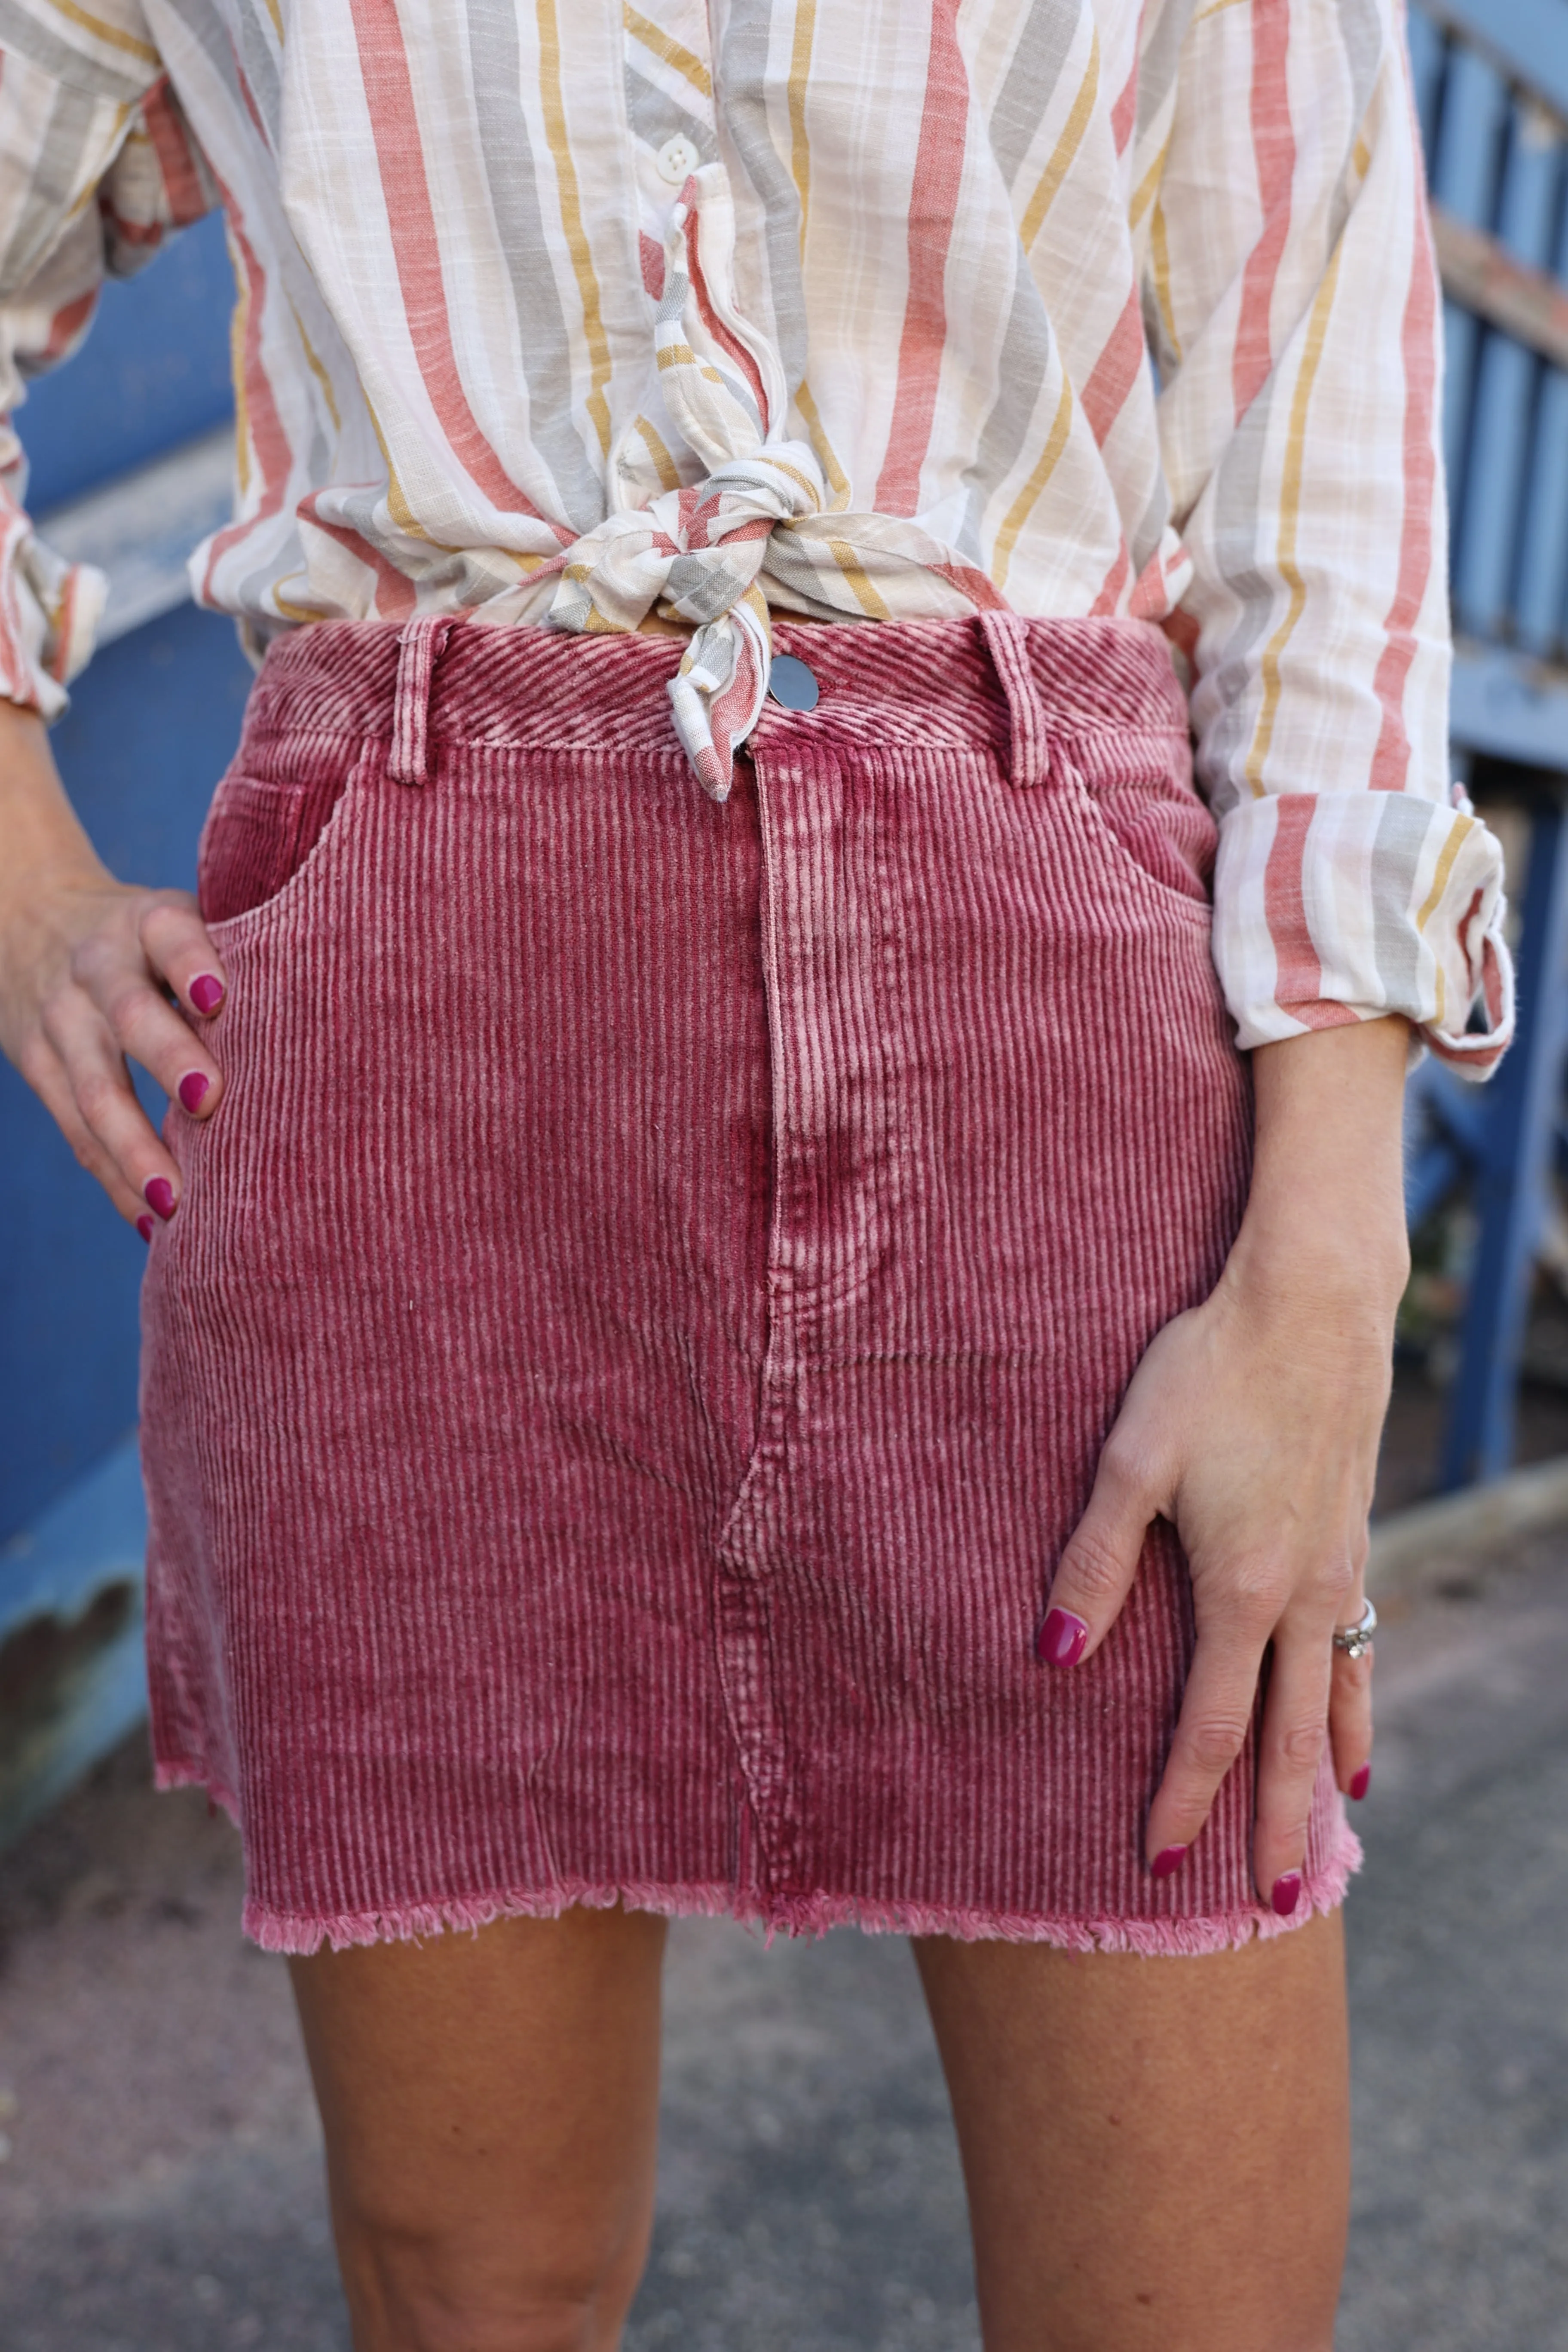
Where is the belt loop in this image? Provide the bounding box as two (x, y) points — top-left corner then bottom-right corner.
(389, 614), (458, 787)
(977, 611), (1050, 788)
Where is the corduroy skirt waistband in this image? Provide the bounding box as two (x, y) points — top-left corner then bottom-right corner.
(239, 612), (1191, 786)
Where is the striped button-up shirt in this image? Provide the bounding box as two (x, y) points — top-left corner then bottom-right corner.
(0, 0), (1511, 1068)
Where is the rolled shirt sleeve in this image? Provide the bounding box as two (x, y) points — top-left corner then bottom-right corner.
(0, 0), (212, 716)
(1150, 0), (1511, 1077)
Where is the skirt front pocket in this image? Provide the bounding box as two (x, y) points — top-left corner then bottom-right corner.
(197, 754), (360, 925)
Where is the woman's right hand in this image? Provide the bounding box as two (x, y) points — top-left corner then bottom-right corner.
(0, 698), (229, 1234)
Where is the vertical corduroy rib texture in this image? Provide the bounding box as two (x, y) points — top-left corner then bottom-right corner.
(140, 612), (1360, 1955)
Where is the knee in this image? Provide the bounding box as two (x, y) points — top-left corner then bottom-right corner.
(337, 2216), (646, 2352)
(365, 2286), (613, 2352)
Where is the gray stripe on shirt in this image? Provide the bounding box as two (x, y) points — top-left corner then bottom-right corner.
(0, 0), (153, 103)
(465, 0), (605, 532)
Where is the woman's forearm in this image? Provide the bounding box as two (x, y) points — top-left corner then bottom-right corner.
(1235, 1019), (1412, 1320)
(0, 697), (106, 917)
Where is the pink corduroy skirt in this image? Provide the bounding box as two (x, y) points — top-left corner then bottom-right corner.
(138, 610), (1359, 1956)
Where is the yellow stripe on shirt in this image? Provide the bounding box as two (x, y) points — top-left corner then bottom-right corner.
(622, 3), (712, 99)
(538, 0), (613, 456)
(43, 0), (158, 65)
(1246, 244), (1345, 793)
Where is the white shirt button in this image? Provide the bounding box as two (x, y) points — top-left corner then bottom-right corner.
(656, 134), (701, 186)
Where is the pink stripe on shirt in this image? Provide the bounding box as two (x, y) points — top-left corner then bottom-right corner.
(346, 0), (568, 536)
(874, 0), (968, 515)
(1263, 799), (1356, 1029)
(1368, 95), (1440, 790)
(1233, 0), (1295, 420)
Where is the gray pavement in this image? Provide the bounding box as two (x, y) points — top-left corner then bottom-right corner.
(1, 1535), (1567, 2350)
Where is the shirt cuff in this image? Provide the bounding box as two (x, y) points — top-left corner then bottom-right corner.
(1211, 789), (1514, 1081)
(0, 474), (106, 720)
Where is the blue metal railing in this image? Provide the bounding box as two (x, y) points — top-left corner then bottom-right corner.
(1403, 0), (1568, 1486)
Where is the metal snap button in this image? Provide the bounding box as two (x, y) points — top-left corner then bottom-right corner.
(656, 134), (701, 185)
(767, 652), (820, 712)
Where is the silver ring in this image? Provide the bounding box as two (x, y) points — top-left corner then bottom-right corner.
(1332, 1598), (1378, 1661)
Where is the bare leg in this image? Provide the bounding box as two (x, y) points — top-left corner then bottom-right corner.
(289, 1905), (667, 2352)
(914, 1910), (1349, 2352)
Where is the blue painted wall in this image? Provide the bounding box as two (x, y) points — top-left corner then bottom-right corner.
(0, 213), (243, 1549)
(19, 211), (234, 510)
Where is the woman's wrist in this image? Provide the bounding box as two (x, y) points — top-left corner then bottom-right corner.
(1227, 1019), (1412, 1320)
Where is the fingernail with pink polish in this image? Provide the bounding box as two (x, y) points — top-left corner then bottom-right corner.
(144, 1176), (176, 1222)
(1349, 1764), (1372, 1802)
(178, 1072), (210, 1115)
(1271, 1871), (1303, 1917)
(1036, 1608), (1089, 1669)
(190, 974), (224, 1016)
(136, 1214), (154, 1244)
(1151, 1845), (1188, 1880)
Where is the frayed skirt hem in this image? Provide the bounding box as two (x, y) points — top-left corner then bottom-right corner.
(154, 1758), (1362, 1961)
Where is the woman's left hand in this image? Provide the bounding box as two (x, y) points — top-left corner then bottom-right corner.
(1038, 1018), (1409, 1914)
